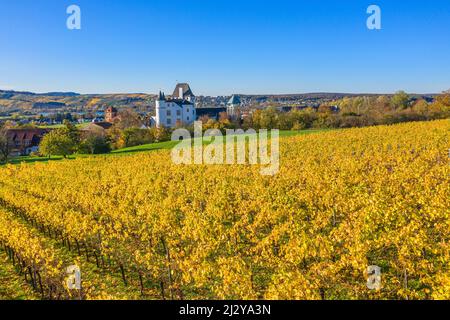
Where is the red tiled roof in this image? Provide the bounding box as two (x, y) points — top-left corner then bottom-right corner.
(6, 129), (49, 143)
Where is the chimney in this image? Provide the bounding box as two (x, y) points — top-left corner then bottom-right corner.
(179, 87), (184, 99)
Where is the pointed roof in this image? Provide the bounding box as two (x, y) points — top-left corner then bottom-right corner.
(172, 83), (194, 99)
(158, 91), (166, 101)
(6, 128), (49, 142)
(228, 95), (241, 105)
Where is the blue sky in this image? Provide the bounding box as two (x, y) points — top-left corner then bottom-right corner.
(1, 0), (449, 95)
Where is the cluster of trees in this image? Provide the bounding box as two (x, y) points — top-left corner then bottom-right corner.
(108, 126), (171, 149)
(39, 120), (172, 158)
(38, 121), (109, 158)
(95, 108), (170, 150)
(99, 91), (450, 151)
(238, 92), (450, 130)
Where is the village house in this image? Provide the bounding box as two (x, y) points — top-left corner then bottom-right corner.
(80, 122), (113, 137)
(6, 128), (49, 156)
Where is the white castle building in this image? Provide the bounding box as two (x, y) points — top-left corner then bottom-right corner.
(155, 83), (197, 128)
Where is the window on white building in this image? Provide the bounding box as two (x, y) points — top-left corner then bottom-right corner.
(176, 110), (181, 116)
(167, 118), (171, 125)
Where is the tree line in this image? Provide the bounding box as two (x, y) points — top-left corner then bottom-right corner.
(238, 91), (450, 130)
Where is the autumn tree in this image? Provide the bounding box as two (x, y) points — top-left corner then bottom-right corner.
(391, 91), (410, 110)
(277, 112), (293, 130)
(218, 112), (233, 129)
(78, 133), (111, 154)
(258, 107), (278, 129)
(433, 94), (450, 111)
(198, 115), (211, 124)
(412, 99), (429, 116)
(318, 105), (334, 114)
(149, 126), (171, 142)
(375, 95), (391, 111)
(0, 127), (11, 163)
(39, 129), (77, 158)
(118, 128), (154, 148)
(115, 109), (143, 130)
(61, 120), (81, 144)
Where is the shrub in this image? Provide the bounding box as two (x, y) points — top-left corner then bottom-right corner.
(79, 135), (111, 154)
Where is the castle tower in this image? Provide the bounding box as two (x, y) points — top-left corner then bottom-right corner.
(105, 106), (118, 123)
(155, 91), (166, 127)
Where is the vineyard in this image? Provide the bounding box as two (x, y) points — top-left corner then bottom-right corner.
(0, 120), (448, 300)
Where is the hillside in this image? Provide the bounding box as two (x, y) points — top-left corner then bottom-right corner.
(0, 90), (155, 113)
(0, 120), (448, 300)
(0, 89), (438, 114)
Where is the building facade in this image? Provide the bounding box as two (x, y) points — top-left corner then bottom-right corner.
(155, 83), (197, 128)
(6, 128), (49, 156)
(105, 106), (119, 123)
(227, 95), (242, 119)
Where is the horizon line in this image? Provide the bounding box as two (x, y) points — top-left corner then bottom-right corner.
(0, 87), (444, 97)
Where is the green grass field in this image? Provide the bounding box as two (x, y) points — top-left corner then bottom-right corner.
(4, 129), (329, 166)
(37, 123), (90, 129)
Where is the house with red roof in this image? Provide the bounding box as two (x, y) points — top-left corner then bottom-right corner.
(6, 128), (49, 156)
